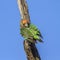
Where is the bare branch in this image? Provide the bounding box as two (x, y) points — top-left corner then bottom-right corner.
(17, 0), (30, 20)
(17, 0), (41, 60)
(24, 40), (41, 60)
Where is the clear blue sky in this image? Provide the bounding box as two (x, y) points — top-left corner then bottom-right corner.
(0, 0), (60, 60)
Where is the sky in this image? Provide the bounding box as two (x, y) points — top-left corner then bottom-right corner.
(0, 0), (60, 60)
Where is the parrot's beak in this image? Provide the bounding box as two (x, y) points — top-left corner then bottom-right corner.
(25, 23), (28, 27)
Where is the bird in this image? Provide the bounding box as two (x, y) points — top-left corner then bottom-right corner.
(20, 19), (43, 43)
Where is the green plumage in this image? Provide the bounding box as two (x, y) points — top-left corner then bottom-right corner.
(20, 24), (43, 43)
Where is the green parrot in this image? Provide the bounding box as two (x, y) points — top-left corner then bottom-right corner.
(20, 19), (43, 43)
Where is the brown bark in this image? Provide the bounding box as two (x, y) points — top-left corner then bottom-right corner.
(24, 40), (41, 60)
(17, 0), (41, 60)
(17, 0), (30, 22)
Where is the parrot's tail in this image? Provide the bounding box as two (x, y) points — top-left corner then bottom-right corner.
(38, 39), (43, 43)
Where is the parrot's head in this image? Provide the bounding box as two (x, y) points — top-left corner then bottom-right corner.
(20, 19), (30, 28)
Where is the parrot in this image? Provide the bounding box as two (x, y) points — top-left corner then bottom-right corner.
(20, 19), (43, 43)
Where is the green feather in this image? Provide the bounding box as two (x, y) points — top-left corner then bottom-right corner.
(20, 28), (33, 39)
(20, 24), (43, 43)
(30, 24), (43, 38)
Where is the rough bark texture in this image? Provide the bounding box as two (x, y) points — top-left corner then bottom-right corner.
(17, 0), (41, 60)
(17, 0), (30, 22)
(24, 40), (41, 60)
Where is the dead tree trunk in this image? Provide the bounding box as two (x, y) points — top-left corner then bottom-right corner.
(24, 40), (41, 60)
(17, 0), (41, 60)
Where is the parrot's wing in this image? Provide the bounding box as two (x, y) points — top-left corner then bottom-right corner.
(33, 34), (43, 42)
(20, 28), (37, 43)
(30, 24), (43, 38)
(20, 28), (33, 39)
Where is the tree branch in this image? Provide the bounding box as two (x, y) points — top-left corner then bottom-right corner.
(17, 0), (30, 21)
(17, 0), (41, 60)
(24, 40), (41, 60)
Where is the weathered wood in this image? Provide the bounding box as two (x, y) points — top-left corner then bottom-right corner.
(24, 40), (41, 60)
(17, 0), (30, 21)
(17, 0), (41, 60)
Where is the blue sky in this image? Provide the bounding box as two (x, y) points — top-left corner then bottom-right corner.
(0, 0), (60, 60)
